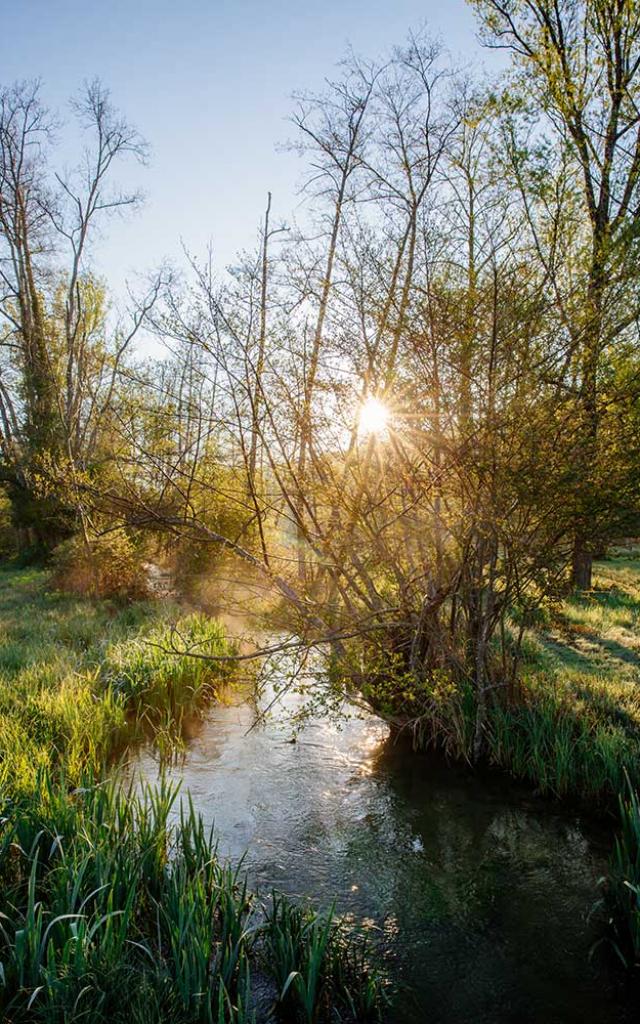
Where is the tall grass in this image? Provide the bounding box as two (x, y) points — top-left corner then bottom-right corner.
(0, 773), (388, 1023)
(604, 777), (640, 967)
(486, 674), (640, 802)
(264, 893), (388, 1023)
(0, 569), (389, 1020)
(104, 612), (234, 725)
(404, 670), (640, 806)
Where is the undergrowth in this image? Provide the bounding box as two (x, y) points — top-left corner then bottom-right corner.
(366, 555), (640, 807)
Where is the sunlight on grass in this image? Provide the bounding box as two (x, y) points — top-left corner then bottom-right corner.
(528, 552), (640, 683)
(0, 568), (234, 794)
(0, 571), (388, 1022)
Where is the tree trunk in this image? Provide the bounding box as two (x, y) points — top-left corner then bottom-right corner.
(571, 537), (592, 591)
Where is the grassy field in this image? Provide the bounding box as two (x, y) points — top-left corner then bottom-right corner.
(0, 567), (388, 1023)
(530, 552), (640, 684)
(493, 549), (640, 803)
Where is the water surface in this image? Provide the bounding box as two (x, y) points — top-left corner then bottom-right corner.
(134, 689), (631, 1023)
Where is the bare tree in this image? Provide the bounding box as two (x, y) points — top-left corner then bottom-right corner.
(0, 79), (152, 549)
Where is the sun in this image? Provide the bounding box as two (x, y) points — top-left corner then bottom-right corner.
(359, 396), (390, 437)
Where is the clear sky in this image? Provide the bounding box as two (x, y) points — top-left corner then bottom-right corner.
(2, 1), (489, 295)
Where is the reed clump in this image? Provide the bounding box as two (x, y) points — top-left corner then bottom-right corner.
(264, 893), (388, 1023)
(0, 774), (388, 1023)
(603, 778), (640, 967)
(104, 612), (234, 724)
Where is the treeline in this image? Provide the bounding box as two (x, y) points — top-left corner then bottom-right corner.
(1, 1), (640, 759)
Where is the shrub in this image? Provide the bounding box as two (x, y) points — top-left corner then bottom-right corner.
(51, 530), (149, 600)
(0, 486), (17, 559)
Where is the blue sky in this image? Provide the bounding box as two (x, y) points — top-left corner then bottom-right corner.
(2, 1), (488, 295)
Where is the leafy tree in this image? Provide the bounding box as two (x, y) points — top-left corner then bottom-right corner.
(470, 0), (640, 587)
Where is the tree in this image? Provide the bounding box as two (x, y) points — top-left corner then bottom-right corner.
(0, 79), (151, 552)
(470, 0), (640, 587)
(95, 39), (577, 758)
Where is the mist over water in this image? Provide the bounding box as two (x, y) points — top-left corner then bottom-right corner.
(134, 686), (632, 1023)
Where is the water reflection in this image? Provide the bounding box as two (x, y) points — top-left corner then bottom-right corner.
(133, 690), (631, 1023)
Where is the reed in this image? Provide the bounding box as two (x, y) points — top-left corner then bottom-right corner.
(0, 773), (387, 1023)
(486, 676), (639, 803)
(104, 612), (234, 725)
(264, 892), (389, 1023)
(605, 777), (640, 966)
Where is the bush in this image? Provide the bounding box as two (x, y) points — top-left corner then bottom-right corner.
(51, 530), (149, 600)
(0, 486), (17, 559)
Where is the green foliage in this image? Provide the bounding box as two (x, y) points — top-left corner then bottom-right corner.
(353, 556), (640, 806)
(487, 675), (639, 802)
(0, 487), (17, 558)
(0, 568), (233, 794)
(606, 778), (640, 967)
(0, 775), (386, 1023)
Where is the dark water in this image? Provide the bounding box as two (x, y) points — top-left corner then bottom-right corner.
(134, 689), (632, 1024)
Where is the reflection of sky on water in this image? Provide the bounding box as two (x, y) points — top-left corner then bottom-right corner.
(134, 686), (632, 1024)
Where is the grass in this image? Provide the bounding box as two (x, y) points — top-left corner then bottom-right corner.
(522, 551), (640, 685)
(603, 777), (640, 967)
(265, 894), (386, 1023)
(0, 567), (234, 795)
(496, 549), (640, 802)
(103, 613), (234, 725)
(0, 567), (388, 1022)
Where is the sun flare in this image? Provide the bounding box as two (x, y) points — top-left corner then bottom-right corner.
(359, 396), (390, 437)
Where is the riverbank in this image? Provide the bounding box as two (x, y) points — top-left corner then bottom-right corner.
(0, 567), (387, 1023)
(361, 550), (640, 809)
(0, 560), (639, 1019)
(489, 548), (640, 804)
(132, 664), (634, 1024)
(0, 566), (234, 793)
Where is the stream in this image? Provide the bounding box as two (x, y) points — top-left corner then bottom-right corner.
(133, 686), (632, 1023)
